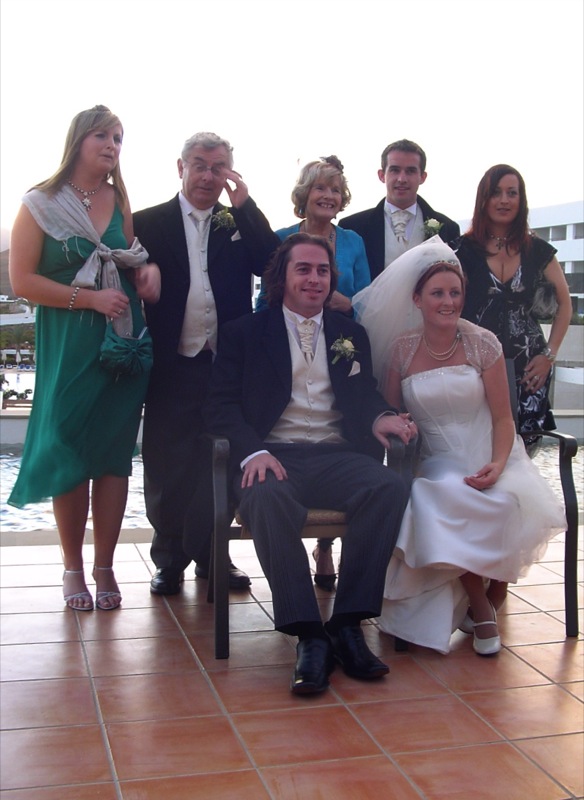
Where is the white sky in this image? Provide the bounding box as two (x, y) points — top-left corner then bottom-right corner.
(1, 0), (583, 248)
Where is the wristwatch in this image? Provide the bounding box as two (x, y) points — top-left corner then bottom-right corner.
(542, 347), (556, 362)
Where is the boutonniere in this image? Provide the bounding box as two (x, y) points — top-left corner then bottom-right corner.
(330, 335), (359, 364)
(212, 209), (236, 231)
(424, 218), (443, 239)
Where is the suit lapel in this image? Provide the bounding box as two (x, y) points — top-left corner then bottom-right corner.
(370, 200), (387, 274)
(264, 308), (292, 392)
(157, 196), (190, 277)
(323, 311), (355, 397)
(148, 195), (190, 275)
(416, 195), (434, 222)
(208, 203), (236, 266)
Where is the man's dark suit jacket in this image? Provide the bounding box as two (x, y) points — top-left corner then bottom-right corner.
(205, 307), (396, 470)
(339, 195), (460, 280)
(133, 194), (279, 365)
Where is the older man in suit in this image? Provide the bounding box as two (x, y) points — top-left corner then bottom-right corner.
(205, 233), (412, 694)
(134, 132), (279, 596)
(339, 139), (460, 279)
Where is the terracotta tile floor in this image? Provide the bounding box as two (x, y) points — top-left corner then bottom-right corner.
(0, 530), (582, 800)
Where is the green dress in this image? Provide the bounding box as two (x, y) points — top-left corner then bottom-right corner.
(8, 206), (149, 507)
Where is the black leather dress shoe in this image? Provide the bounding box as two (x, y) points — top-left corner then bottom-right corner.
(194, 562), (251, 590)
(150, 569), (185, 596)
(291, 638), (334, 695)
(325, 624), (389, 680)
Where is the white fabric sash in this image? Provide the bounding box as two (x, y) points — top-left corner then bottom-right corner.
(23, 185), (149, 335)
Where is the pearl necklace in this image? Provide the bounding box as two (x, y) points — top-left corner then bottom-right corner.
(67, 180), (103, 210)
(488, 234), (508, 251)
(423, 331), (461, 361)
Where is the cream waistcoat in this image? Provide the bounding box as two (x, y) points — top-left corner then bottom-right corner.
(265, 325), (345, 444)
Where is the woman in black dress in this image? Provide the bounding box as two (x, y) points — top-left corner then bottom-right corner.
(458, 165), (571, 446)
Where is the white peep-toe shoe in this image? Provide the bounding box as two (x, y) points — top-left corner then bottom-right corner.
(472, 605), (501, 656)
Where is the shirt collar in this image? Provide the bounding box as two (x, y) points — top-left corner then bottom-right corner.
(282, 305), (323, 327)
(179, 192), (214, 220)
(385, 200), (418, 215)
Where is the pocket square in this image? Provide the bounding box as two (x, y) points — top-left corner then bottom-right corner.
(231, 230), (242, 242)
(348, 361), (361, 377)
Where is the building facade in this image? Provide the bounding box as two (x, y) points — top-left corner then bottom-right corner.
(529, 201), (584, 317)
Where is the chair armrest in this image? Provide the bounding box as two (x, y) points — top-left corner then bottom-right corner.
(387, 435), (418, 489)
(209, 435), (233, 532)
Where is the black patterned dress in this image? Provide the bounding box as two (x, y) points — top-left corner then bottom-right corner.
(458, 234), (558, 438)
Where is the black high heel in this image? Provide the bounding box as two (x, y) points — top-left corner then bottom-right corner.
(312, 541), (337, 592)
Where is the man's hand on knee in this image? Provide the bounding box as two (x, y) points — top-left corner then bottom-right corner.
(241, 453), (288, 488)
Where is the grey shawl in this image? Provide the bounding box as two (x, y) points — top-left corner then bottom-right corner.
(23, 185), (148, 336)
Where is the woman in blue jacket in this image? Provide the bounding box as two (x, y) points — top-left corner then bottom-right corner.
(256, 156), (370, 316)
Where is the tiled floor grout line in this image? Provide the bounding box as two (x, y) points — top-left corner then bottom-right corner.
(73, 610), (125, 800)
(378, 631), (582, 799)
(151, 591), (281, 799)
(507, 641), (581, 683)
(505, 737), (579, 800)
(0, 535), (581, 797)
(331, 692), (430, 800)
(429, 648), (581, 800)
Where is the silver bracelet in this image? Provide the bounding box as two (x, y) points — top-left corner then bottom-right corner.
(67, 286), (80, 311)
(542, 347), (556, 362)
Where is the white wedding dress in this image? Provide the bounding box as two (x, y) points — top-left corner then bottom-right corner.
(378, 328), (566, 654)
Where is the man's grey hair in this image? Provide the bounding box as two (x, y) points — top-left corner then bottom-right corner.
(181, 132), (234, 167)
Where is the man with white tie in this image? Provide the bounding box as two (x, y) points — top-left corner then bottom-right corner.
(205, 233), (412, 694)
(134, 132), (279, 596)
(339, 139), (460, 279)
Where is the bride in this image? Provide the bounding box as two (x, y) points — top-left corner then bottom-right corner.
(352, 237), (565, 655)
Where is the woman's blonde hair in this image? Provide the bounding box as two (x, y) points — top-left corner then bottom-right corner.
(291, 155), (351, 218)
(33, 105), (129, 210)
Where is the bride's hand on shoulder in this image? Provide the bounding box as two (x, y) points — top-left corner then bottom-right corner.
(464, 461), (503, 491)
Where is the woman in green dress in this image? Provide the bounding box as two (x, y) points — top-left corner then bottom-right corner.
(8, 105), (160, 611)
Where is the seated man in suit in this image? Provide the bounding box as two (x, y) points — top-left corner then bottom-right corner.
(339, 139), (460, 279)
(205, 233), (414, 694)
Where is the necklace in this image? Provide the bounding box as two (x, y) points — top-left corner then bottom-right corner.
(67, 180), (103, 210)
(301, 221), (336, 242)
(423, 331), (461, 361)
(488, 234), (508, 251)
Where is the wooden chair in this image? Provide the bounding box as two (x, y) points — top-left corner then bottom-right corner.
(504, 360), (580, 638)
(209, 436), (414, 659)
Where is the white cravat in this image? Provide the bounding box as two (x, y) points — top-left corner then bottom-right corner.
(297, 318), (316, 364)
(190, 210), (211, 236)
(391, 209), (412, 243)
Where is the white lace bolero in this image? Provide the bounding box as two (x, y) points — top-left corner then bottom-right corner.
(389, 319), (502, 378)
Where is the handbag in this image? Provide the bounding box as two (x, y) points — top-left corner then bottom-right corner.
(530, 278), (558, 320)
(99, 324), (153, 377)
